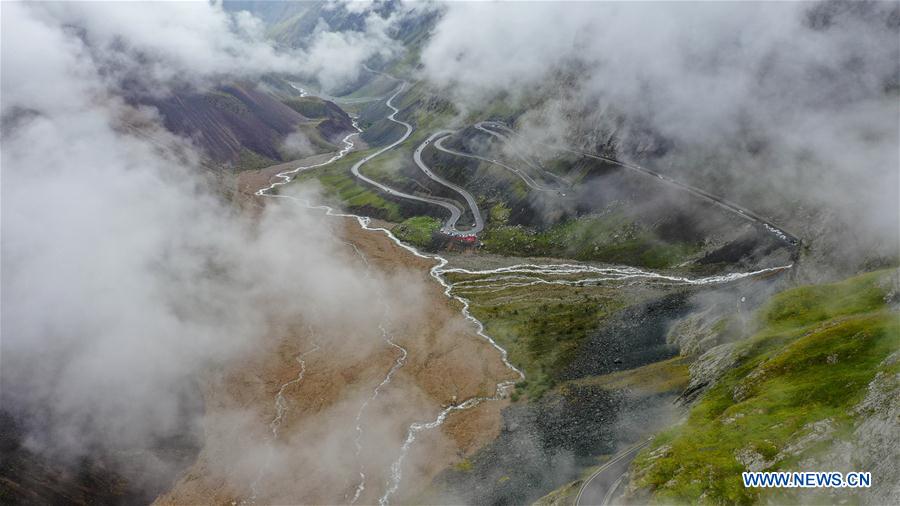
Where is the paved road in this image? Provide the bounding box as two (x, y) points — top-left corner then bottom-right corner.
(575, 439), (652, 506)
(432, 133), (564, 194)
(478, 121), (800, 252)
(414, 131), (484, 234)
(474, 122), (572, 188)
(347, 83), (477, 235)
(295, 70), (478, 235)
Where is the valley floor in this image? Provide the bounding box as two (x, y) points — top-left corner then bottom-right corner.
(158, 165), (516, 504)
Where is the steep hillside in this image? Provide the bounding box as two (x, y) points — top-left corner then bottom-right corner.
(625, 269), (900, 504)
(144, 83), (352, 171)
(0, 389), (202, 505)
(146, 84), (301, 168)
(425, 278), (701, 504)
(282, 96), (355, 141)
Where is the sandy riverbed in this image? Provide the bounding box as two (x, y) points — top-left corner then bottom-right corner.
(158, 158), (514, 504)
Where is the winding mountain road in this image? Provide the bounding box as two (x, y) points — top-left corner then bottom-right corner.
(477, 121), (800, 252)
(473, 122), (572, 189)
(282, 69), (490, 236)
(346, 84), (476, 234)
(432, 132), (563, 194)
(251, 67), (803, 504)
(414, 131), (484, 234)
(575, 438), (653, 506)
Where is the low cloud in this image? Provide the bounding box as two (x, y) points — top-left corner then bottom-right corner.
(4, 1), (405, 102)
(12, 1), (298, 98)
(299, 1), (436, 92)
(302, 15), (399, 92)
(420, 1), (900, 270)
(0, 0), (424, 497)
(281, 128), (316, 158)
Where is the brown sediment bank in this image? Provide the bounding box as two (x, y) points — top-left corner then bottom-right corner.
(158, 159), (515, 504)
(233, 153), (337, 200)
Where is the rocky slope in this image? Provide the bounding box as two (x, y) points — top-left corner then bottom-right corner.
(143, 83), (354, 171)
(624, 269), (900, 504)
(0, 393), (202, 505)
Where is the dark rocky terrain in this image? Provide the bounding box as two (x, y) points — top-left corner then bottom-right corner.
(561, 292), (693, 380)
(146, 84), (303, 166)
(142, 83), (355, 171)
(435, 384), (678, 506)
(0, 384), (203, 506)
(431, 292), (697, 505)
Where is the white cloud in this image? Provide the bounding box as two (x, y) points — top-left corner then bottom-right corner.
(281, 128), (316, 158)
(420, 1), (900, 266)
(300, 9), (402, 91)
(0, 0), (420, 483)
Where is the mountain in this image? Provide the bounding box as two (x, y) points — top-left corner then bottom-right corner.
(141, 82), (354, 171)
(226, 4), (896, 505)
(4, 2), (895, 506)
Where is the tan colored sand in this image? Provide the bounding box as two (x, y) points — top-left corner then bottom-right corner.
(157, 163), (514, 505)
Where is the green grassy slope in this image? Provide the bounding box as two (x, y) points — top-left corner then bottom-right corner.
(287, 81), (475, 223)
(393, 215), (442, 248)
(628, 269), (899, 504)
(282, 97), (332, 118)
(290, 150), (402, 221)
(445, 269), (658, 399)
(481, 213), (702, 269)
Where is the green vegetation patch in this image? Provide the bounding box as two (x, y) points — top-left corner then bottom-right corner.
(236, 148), (278, 172)
(205, 90), (250, 116)
(571, 356), (690, 395)
(445, 276), (640, 399)
(489, 203), (512, 225)
(480, 214), (701, 269)
(630, 269), (899, 505)
(283, 97), (330, 118)
(393, 216), (442, 248)
(454, 459), (474, 473)
(291, 151), (402, 222)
